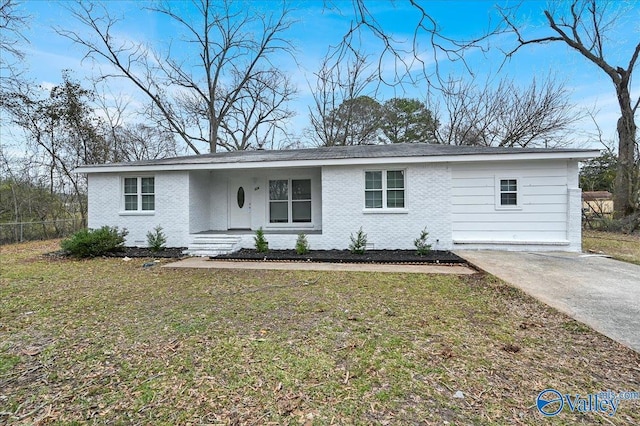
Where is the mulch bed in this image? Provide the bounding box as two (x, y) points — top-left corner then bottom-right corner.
(51, 247), (464, 264)
(48, 247), (188, 259)
(213, 249), (465, 264)
(108, 247), (187, 258)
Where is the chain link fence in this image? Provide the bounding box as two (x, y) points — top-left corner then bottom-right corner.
(0, 219), (85, 245)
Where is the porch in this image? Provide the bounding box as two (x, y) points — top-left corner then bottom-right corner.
(185, 229), (324, 257)
(188, 167), (323, 237)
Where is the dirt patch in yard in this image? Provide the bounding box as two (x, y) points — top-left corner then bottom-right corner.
(214, 249), (465, 264)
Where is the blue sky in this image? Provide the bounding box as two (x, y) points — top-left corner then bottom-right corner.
(5, 0), (640, 152)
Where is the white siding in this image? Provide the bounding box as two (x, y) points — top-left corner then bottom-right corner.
(450, 160), (580, 250)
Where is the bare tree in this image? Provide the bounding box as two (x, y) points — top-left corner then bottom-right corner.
(500, 0), (639, 216)
(59, 0), (297, 154)
(436, 76), (583, 148)
(92, 84), (179, 161)
(0, 0), (29, 110)
(0, 0), (27, 59)
(0, 0), (28, 77)
(220, 69), (296, 150)
(3, 73), (107, 224)
(308, 52), (378, 146)
(107, 124), (178, 162)
(323, 1), (498, 89)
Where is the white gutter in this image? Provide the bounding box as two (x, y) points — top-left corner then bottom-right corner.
(75, 150), (600, 174)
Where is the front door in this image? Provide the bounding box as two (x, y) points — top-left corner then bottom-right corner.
(228, 178), (252, 229)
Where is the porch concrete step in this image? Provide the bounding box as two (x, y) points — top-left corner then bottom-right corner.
(184, 235), (242, 257)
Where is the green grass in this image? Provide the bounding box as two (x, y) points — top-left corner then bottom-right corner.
(1, 240), (639, 424)
(583, 230), (640, 265)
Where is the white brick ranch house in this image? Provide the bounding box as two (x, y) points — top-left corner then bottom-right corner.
(75, 143), (598, 255)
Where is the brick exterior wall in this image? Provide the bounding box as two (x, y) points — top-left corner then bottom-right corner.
(88, 171), (191, 248)
(566, 161), (583, 252)
(86, 158), (583, 252)
(189, 171), (212, 234)
(318, 163), (452, 250)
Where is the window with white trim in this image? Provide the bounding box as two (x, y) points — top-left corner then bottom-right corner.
(499, 178), (518, 206)
(269, 179), (311, 223)
(124, 177), (155, 211)
(365, 170), (405, 209)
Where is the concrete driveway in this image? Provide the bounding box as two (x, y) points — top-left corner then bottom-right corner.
(456, 251), (640, 353)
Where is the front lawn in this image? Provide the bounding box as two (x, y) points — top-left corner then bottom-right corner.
(1, 240), (638, 424)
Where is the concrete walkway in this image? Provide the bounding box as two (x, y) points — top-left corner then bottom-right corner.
(456, 250), (640, 353)
(164, 257), (476, 275)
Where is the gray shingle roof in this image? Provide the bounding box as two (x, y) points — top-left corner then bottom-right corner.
(82, 143), (598, 168)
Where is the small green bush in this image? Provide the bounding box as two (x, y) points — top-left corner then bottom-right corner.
(61, 226), (128, 258)
(295, 232), (310, 255)
(254, 227), (269, 253)
(414, 227), (432, 255)
(349, 227), (367, 254)
(147, 225), (167, 253)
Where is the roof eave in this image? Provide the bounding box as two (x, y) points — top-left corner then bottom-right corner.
(75, 150), (600, 174)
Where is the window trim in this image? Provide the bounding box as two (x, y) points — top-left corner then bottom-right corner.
(266, 177), (313, 227)
(495, 177), (521, 210)
(363, 169), (407, 211)
(120, 176), (155, 215)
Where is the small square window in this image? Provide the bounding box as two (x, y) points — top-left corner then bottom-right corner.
(123, 177), (154, 212)
(498, 178), (518, 207)
(365, 170), (405, 209)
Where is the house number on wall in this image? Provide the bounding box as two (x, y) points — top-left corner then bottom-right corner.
(237, 187), (245, 208)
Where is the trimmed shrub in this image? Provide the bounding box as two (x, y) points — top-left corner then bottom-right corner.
(254, 227), (269, 253)
(147, 225), (167, 253)
(295, 232), (310, 255)
(61, 226), (128, 258)
(349, 227), (367, 254)
(414, 227), (432, 255)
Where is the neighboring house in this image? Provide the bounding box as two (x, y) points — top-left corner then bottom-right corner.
(582, 191), (614, 217)
(75, 143), (598, 255)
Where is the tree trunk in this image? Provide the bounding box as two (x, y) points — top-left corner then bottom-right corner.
(614, 84), (638, 217)
(209, 120), (218, 153)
